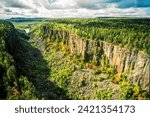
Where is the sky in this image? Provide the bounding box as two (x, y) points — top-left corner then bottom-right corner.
(0, 0), (150, 18)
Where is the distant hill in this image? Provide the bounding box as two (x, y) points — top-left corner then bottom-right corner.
(5, 17), (50, 22)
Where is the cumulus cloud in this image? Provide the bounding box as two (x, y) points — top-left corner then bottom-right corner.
(0, 0), (150, 18)
(46, 0), (77, 9)
(76, 0), (108, 10)
(4, 9), (12, 13)
(95, 7), (147, 17)
(2, 0), (31, 9)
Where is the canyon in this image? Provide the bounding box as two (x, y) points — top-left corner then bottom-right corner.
(1, 19), (150, 99)
(34, 27), (150, 92)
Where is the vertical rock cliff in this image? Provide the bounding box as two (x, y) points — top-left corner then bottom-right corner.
(67, 35), (150, 91)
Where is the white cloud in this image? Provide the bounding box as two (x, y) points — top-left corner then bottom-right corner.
(46, 0), (77, 9)
(94, 7), (147, 17)
(0, 0), (149, 18)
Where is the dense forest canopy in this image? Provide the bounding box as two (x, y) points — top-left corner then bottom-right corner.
(35, 18), (150, 54)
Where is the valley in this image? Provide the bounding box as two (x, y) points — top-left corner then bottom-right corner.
(0, 18), (150, 100)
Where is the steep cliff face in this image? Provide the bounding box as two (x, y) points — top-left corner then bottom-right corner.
(31, 26), (150, 92)
(67, 35), (150, 91)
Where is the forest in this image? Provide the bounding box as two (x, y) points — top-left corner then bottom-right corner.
(37, 18), (150, 54)
(0, 18), (150, 100)
(0, 20), (37, 99)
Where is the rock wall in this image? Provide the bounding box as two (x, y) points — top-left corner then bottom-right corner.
(67, 35), (150, 91)
(38, 28), (150, 91)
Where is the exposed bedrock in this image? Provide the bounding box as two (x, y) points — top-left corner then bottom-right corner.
(67, 35), (150, 91)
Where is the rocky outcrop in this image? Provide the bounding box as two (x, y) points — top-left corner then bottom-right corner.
(67, 35), (150, 91)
